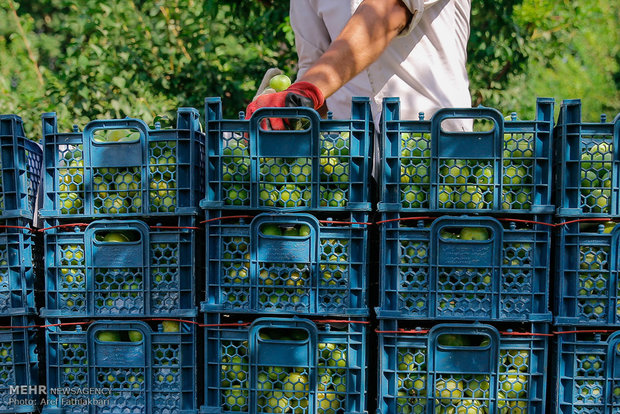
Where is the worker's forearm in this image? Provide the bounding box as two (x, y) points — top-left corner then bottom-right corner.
(297, 0), (412, 99)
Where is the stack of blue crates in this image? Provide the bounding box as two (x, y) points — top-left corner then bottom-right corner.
(199, 97), (373, 413)
(0, 115), (42, 412)
(38, 109), (204, 413)
(552, 99), (620, 413)
(375, 98), (555, 414)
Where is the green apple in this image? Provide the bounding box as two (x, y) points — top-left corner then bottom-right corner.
(581, 170), (600, 188)
(279, 184), (302, 207)
(585, 189), (610, 213)
(503, 164), (528, 185)
(269, 74), (292, 92)
(290, 159), (312, 183)
(454, 185), (487, 209)
(603, 221), (618, 233)
(97, 331), (122, 342)
(459, 227), (489, 241)
(128, 331), (143, 342)
(162, 321), (180, 332)
(331, 163), (349, 183)
(320, 157), (339, 177)
(438, 186), (454, 208)
(402, 185), (426, 208)
(499, 371), (528, 398)
(457, 399), (484, 414)
(103, 232), (129, 243)
(465, 375), (490, 398)
(265, 391), (288, 412)
(225, 385), (248, 410)
(298, 225), (311, 237)
(262, 224), (281, 236)
(317, 392), (340, 413)
(283, 372), (309, 398)
(440, 160), (470, 184)
(473, 165), (494, 184)
(435, 378), (463, 403)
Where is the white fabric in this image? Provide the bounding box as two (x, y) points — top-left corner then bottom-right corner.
(290, 0), (472, 131)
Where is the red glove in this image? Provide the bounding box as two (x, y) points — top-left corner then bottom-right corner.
(245, 81), (325, 130)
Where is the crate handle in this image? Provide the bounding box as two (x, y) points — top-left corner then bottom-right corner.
(85, 220), (149, 268)
(431, 107), (504, 136)
(429, 324), (500, 373)
(84, 119), (149, 145)
(250, 318), (319, 368)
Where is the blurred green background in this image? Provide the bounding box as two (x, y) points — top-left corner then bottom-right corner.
(1, 0), (618, 138)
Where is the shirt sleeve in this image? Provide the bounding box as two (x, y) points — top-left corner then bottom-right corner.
(289, 1), (333, 80)
(398, 0), (442, 36)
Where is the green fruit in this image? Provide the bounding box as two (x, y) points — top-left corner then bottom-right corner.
(459, 227), (489, 241)
(440, 160), (470, 184)
(128, 331), (143, 342)
(298, 225), (311, 237)
(402, 185), (425, 208)
(97, 331), (122, 342)
(103, 232), (130, 243)
(162, 321), (180, 332)
(283, 227), (299, 237)
(317, 392), (340, 412)
(283, 372), (309, 398)
(225, 385), (248, 410)
(499, 371), (528, 398)
(265, 391), (288, 412)
(269, 74), (292, 92)
(603, 221), (618, 233)
(473, 165), (494, 184)
(438, 186), (454, 208)
(262, 224), (281, 236)
(454, 185), (487, 209)
(435, 378), (463, 403)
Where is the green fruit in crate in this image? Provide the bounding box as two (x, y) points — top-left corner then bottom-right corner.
(320, 157), (338, 176)
(473, 165), (493, 184)
(226, 184), (249, 205)
(438, 186), (454, 208)
(262, 224), (282, 236)
(283, 227), (299, 237)
(262, 159), (289, 183)
(499, 371), (527, 398)
(317, 392), (340, 412)
(585, 189), (610, 212)
(455, 185), (487, 209)
(128, 331), (143, 342)
(435, 378), (463, 403)
(279, 185), (301, 207)
(290, 160), (312, 183)
(465, 375), (490, 398)
(327, 189), (346, 207)
(456, 399), (484, 414)
(440, 160), (470, 184)
(459, 227), (489, 241)
(259, 184), (278, 206)
(503, 164), (527, 185)
(265, 391), (288, 412)
(402, 185), (425, 208)
(103, 232), (129, 243)
(603, 221), (618, 233)
(162, 321), (180, 332)
(225, 385), (248, 410)
(97, 331), (122, 342)
(505, 350), (529, 371)
(299, 225), (311, 237)
(581, 170), (600, 187)
(283, 373), (309, 398)
(330, 163), (349, 184)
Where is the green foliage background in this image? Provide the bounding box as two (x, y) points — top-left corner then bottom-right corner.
(0, 0), (618, 139)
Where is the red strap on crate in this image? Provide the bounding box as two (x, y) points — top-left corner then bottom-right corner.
(375, 216), (437, 225)
(499, 331), (553, 337)
(553, 218), (616, 227)
(38, 223), (90, 232)
(318, 220), (373, 226)
(0, 225), (35, 232)
(201, 215), (255, 224)
(375, 329), (430, 334)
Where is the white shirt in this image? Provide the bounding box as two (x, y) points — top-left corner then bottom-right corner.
(290, 0), (472, 130)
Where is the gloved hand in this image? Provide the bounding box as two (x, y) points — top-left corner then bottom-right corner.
(245, 81), (325, 130)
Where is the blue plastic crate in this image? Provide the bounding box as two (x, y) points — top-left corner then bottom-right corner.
(377, 320), (549, 414)
(202, 211), (368, 316)
(201, 313), (367, 414)
(0, 316), (39, 413)
(554, 219), (620, 326)
(0, 115), (42, 221)
(0, 219), (35, 316)
(377, 214), (552, 322)
(41, 217), (199, 318)
(201, 97), (372, 212)
(379, 98), (555, 214)
(40, 108), (205, 218)
(43, 319), (197, 413)
(553, 327), (620, 413)
(555, 99), (620, 217)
